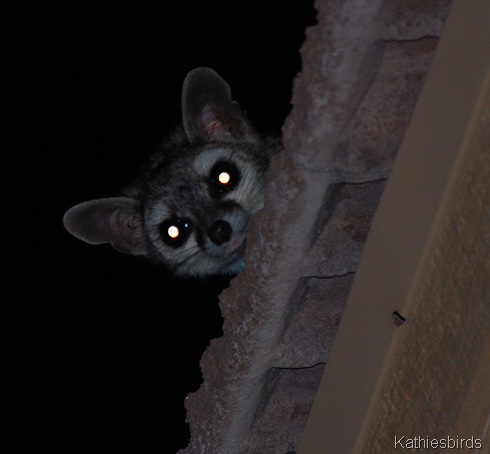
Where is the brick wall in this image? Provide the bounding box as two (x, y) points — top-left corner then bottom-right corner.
(180, 1), (453, 453)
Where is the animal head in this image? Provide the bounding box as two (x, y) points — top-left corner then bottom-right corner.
(63, 67), (280, 277)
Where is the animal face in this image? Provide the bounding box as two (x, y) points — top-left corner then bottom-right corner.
(63, 67), (280, 277)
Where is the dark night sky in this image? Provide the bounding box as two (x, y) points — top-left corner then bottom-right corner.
(6, 3), (315, 453)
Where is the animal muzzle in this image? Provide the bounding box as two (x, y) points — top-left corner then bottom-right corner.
(203, 204), (248, 256)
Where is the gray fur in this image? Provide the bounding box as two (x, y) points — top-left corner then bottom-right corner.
(63, 67), (281, 277)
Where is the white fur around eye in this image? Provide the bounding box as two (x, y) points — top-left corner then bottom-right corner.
(192, 148), (234, 176)
(228, 164), (264, 214)
(146, 201), (172, 226)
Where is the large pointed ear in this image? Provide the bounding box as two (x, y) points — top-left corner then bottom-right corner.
(63, 197), (147, 256)
(182, 67), (250, 143)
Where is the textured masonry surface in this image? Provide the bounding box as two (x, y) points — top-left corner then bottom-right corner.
(180, 1), (453, 453)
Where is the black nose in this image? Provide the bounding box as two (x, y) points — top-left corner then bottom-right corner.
(207, 220), (232, 246)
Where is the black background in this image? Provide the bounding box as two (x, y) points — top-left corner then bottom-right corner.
(5, 3), (315, 453)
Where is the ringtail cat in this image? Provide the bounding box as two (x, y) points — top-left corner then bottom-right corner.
(63, 67), (280, 277)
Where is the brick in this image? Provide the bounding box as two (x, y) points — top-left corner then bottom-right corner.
(382, 0), (452, 41)
(276, 274), (355, 368)
(248, 365), (324, 454)
(330, 39), (438, 181)
(305, 181), (387, 277)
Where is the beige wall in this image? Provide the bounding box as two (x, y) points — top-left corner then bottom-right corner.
(298, 1), (490, 452)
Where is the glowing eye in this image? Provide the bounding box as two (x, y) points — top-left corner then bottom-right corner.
(160, 219), (193, 247)
(167, 225), (180, 239)
(209, 161), (240, 196)
(218, 172), (231, 185)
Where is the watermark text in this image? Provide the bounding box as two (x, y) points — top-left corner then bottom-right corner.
(395, 435), (482, 450)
